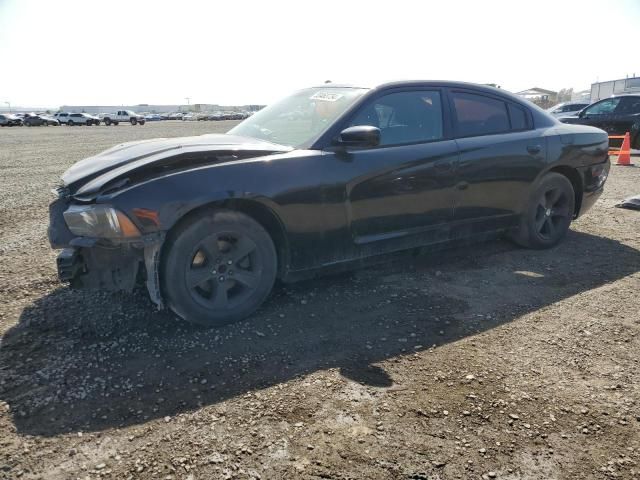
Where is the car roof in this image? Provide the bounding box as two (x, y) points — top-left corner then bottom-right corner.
(310, 80), (528, 103)
(312, 79), (499, 91)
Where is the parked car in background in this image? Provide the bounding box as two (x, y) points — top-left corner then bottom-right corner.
(144, 114), (162, 121)
(546, 102), (589, 117)
(102, 110), (146, 126)
(0, 113), (23, 126)
(23, 114), (60, 126)
(559, 94), (640, 148)
(48, 81), (610, 327)
(181, 113), (197, 121)
(164, 112), (183, 120)
(54, 112), (71, 124)
(66, 113), (100, 126)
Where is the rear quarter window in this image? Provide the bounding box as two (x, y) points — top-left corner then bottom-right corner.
(507, 104), (529, 130)
(451, 92), (510, 137)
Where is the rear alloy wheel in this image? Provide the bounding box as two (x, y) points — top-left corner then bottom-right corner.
(130, 118), (137, 125)
(67, 120), (74, 126)
(162, 210), (277, 327)
(511, 172), (575, 249)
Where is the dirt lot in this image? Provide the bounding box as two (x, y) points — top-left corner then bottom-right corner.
(0, 122), (639, 480)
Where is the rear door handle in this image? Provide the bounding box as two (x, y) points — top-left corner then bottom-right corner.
(527, 145), (542, 154)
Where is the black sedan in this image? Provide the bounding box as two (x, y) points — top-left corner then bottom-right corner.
(48, 81), (610, 327)
(23, 114), (60, 126)
(560, 94), (640, 149)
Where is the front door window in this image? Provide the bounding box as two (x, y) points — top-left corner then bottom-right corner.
(349, 91), (444, 146)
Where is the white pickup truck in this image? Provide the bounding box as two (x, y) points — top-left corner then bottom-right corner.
(102, 110), (146, 126)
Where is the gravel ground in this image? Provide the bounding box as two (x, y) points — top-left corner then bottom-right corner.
(0, 122), (639, 480)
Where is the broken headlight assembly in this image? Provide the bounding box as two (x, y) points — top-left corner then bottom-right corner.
(63, 205), (141, 238)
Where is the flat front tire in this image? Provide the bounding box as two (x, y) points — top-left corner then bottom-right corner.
(162, 209), (277, 327)
(511, 172), (575, 249)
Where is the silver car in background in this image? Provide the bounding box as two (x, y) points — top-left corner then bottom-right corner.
(546, 102), (589, 117)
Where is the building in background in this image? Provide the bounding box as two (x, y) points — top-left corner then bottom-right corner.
(515, 87), (557, 103)
(590, 76), (640, 102)
(58, 104), (212, 114)
(571, 90), (591, 103)
(515, 87), (558, 109)
(57, 104), (265, 114)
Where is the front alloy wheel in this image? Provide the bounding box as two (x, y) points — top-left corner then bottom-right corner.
(186, 233), (262, 311)
(162, 210), (277, 326)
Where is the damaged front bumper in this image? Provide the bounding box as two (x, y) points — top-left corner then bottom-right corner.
(48, 198), (165, 308)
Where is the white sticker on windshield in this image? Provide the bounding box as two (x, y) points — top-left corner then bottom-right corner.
(310, 91), (344, 102)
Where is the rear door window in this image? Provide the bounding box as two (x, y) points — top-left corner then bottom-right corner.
(451, 92), (510, 137)
(507, 104), (529, 130)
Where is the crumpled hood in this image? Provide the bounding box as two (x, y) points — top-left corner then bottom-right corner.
(61, 133), (291, 195)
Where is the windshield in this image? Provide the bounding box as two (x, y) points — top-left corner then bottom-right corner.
(229, 87), (368, 148)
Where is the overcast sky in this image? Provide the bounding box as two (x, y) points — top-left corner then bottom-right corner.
(1, 0), (639, 108)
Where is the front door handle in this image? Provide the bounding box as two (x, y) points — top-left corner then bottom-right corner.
(527, 145), (542, 155)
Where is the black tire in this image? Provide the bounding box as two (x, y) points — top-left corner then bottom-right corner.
(162, 209), (277, 327)
(130, 118), (137, 125)
(510, 172), (575, 249)
(67, 120), (74, 126)
(113, 121), (119, 125)
(139, 120), (145, 125)
(104, 118), (111, 126)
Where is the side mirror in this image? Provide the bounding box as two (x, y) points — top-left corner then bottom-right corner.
(337, 125), (381, 148)
(578, 110), (586, 118)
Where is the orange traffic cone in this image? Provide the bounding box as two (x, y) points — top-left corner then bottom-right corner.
(616, 132), (632, 166)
